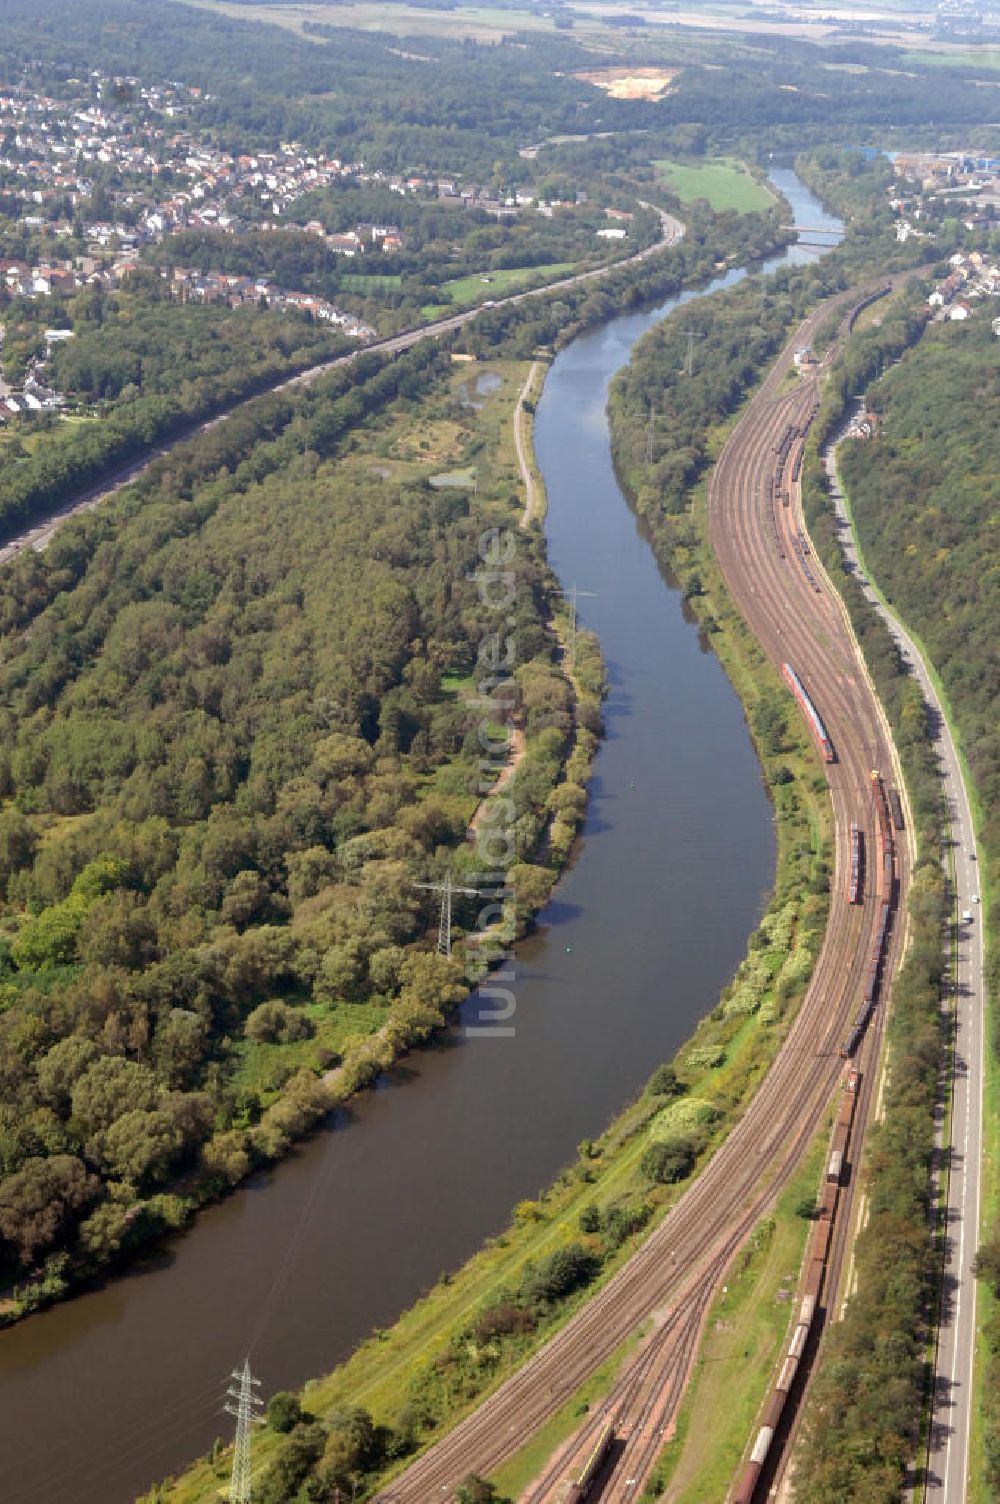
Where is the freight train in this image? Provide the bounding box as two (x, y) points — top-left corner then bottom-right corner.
(840, 772), (895, 1057)
(731, 1069), (862, 1504)
(566, 1423), (615, 1502)
(846, 283), (892, 334)
(889, 785), (904, 832)
(847, 822), (863, 904)
(782, 663), (835, 763)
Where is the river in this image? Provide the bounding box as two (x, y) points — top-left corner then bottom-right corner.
(0, 168), (841, 1504)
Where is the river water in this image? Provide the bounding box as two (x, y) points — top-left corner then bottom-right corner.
(0, 169), (840, 1504)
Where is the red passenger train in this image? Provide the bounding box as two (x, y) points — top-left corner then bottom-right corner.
(847, 821), (863, 904)
(782, 663), (835, 763)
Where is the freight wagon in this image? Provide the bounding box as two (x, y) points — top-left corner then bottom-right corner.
(840, 775), (895, 1057)
(730, 1070), (860, 1504)
(565, 1423), (615, 1502)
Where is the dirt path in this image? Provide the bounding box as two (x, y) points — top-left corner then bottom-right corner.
(516, 360), (541, 529)
(467, 725), (526, 841)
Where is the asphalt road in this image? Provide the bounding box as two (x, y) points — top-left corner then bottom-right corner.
(0, 209), (684, 569)
(826, 441), (985, 1504)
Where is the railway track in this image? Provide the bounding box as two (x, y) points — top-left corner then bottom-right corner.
(371, 289), (911, 1504)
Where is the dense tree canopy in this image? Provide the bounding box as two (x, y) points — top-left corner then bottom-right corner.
(0, 340), (579, 1301)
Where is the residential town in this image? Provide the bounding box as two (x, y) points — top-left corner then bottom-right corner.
(889, 150), (1000, 326)
(0, 68), (612, 327)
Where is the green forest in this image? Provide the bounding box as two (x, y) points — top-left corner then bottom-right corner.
(830, 315), (1000, 1494)
(0, 280), (347, 543)
(0, 341), (603, 1312)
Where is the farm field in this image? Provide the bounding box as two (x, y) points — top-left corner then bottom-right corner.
(902, 46), (1000, 69)
(653, 156), (775, 213)
(421, 261), (575, 319)
(190, 0), (609, 40)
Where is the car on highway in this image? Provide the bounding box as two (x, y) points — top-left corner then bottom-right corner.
(963, 910), (973, 923)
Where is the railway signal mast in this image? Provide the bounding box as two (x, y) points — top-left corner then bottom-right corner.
(414, 870), (484, 957)
(224, 1359), (264, 1504)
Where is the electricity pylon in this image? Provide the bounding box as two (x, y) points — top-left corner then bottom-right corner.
(646, 401), (656, 465)
(565, 582), (598, 666)
(681, 329), (705, 377)
(224, 1359), (264, 1504)
(414, 870), (483, 957)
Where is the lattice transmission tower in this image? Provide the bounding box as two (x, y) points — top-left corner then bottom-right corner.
(414, 870), (484, 957)
(224, 1359), (264, 1504)
(681, 329), (705, 377)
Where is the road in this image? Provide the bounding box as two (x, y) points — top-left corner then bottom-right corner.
(0, 210), (684, 569)
(825, 441), (985, 1504)
(371, 290), (913, 1504)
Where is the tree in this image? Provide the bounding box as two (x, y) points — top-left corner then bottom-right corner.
(70, 1056), (158, 1136)
(77, 891), (158, 970)
(973, 1232), (1000, 1296)
(641, 1138), (697, 1185)
(154, 1008), (209, 1089)
(647, 1064), (682, 1098)
(0, 1154), (98, 1266)
(456, 1477), (510, 1504)
(267, 1391), (303, 1434)
(35, 1037), (101, 1114)
(0, 808), (36, 898)
(90, 1107), (183, 1186)
(244, 999), (313, 1046)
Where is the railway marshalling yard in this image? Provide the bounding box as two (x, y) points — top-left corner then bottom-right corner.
(373, 290), (916, 1504)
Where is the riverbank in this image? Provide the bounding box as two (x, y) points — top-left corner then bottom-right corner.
(0, 194), (793, 1504)
(153, 212), (840, 1504)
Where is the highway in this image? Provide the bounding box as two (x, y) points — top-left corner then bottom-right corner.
(371, 290), (913, 1504)
(825, 441), (985, 1504)
(0, 208), (683, 569)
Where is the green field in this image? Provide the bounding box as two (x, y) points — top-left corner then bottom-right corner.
(421, 261), (575, 318)
(902, 46), (1000, 70)
(653, 157), (775, 213)
(191, 0), (608, 41)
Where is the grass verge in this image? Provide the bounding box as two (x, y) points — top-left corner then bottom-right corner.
(638, 1131), (827, 1502)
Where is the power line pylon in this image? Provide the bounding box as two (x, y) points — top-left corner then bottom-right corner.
(565, 582), (598, 666)
(224, 1359), (264, 1504)
(414, 870), (483, 957)
(646, 401), (656, 465)
(681, 329), (705, 377)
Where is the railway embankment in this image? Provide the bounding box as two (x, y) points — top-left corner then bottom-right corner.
(785, 295), (953, 1501)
